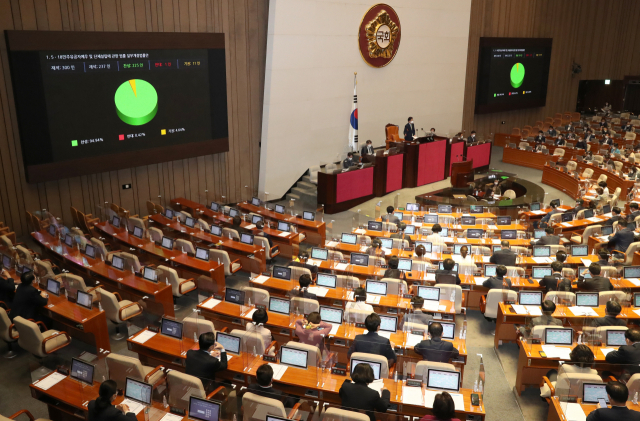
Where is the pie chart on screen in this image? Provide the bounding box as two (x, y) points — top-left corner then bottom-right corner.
(114, 79), (158, 125)
(510, 63), (525, 88)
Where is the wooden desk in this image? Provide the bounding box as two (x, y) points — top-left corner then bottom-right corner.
(547, 395), (640, 421)
(493, 133), (521, 148)
(149, 213), (267, 274)
(502, 147), (559, 170)
(542, 165), (582, 199)
(93, 222), (226, 295)
(574, 161), (634, 200)
(32, 230), (176, 318)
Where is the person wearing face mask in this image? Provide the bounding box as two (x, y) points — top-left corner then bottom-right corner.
(491, 179), (502, 196)
(427, 127), (436, 142)
(584, 129), (596, 143)
(360, 140), (375, 160)
(575, 136), (587, 151)
(467, 131), (477, 144)
(404, 117), (416, 141)
(555, 134), (566, 146)
(565, 122), (574, 132)
(535, 130), (546, 144)
(547, 125), (557, 137)
(602, 133), (613, 145)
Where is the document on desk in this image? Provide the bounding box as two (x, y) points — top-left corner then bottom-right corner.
(488, 225), (498, 230)
(580, 258), (594, 267)
(532, 257), (553, 264)
(425, 272), (436, 281)
(252, 275), (270, 284)
(424, 390), (465, 410)
(267, 363), (288, 380)
(423, 301), (440, 312)
(326, 241), (339, 248)
(33, 372), (66, 390)
(329, 323), (340, 336)
(588, 217), (602, 223)
(601, 348), (617, 358)
(306, 286), (328, 297)
(354, 229), (366, 234)
(474, 277), (487, 286)
(405, 333), (424, 348)
(634, 309), (640, 317)
(335, 263), (348, 270)
(525, 306), (542, 316)
(541, 345), (572, 360)
(402, 385), (424, 405)
(562, 222), (573, 227)
(368, 379), (385, 395)
(456, 238), (467, 243)
(366, 294), (381, 304)
(278, 232), (289, 237)
(306, 259), (322, 266)
(531, 210), (547, 215)
(482, 256), (491, 263)
(511, 305), (528, 315)
(132, 330), (157, 344)
(120, 398), (145, 415)
(159, 413), (185, 421)
(563, 402), (587, 421)
(378, 331), (391, 339)
(201, 298), (222, 309)
(244, 224), (256, 230)
(627, 278), (640, 286)
(568, 306), (598, 316)
(492, 239), (501, 245)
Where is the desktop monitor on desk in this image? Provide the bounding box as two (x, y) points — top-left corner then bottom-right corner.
(438, 227), (449, 237)
(379, 238), (393, 249)
(438, 262), (458, 272)
(111, 216), (121, 228)
(380, 315), (397, 333)
(48, 224), (57, 237)
(189, 396), (221, 421)
(428, 320), (455, 340)
(366, 280), (387, 296)
(484, 264), (497, 277)
(406, 203), (419, 212)
(76, 290), (93, 310)
(470, 205), (484, 214)
(533, 246), (550, 257)
(561, 213), (573, 222)
(427, 369), (460, 392)
(545, 328), (574, 345)
(280, 346), (308, 369)
(461, 216), (476, 226)
(424, 215), (438, 224)
(161, 236), (174, 250)
(497, 216), (511, 226)
(195, 247), (209, 261)
(341, 233), (357, 245)
(467, 229), (483, 238)
(415, 241), (432, 253)
(240, 233), (254, 245)
(501, 230), (516, 239)
(602, 204), (611, 214)
(83, 244), (96, 259)
(272, 266), (292, 281)
(274, 204), (285, 214)
(210, 202), (220, 212)
(519, 291), (543, 306)
(404, 225), (416, 235)
(397, 258), (412, 271)
(311, 248), (328, 261)
(575, 292), (599, 307)
(303, 211), (315, 221)
(368, 221), (382, 231)
(160, 317), (183, 339)
(531, 266), (552, 279)
(229, 209), (239, 218)
(624, 266), (640, 279)
(143, 267), (157, 282)
(571, 245), (588, 257)
(583, 209), (594, 219)
(320, 306), (343, 324)
(111, 255), (125, 270)
(607, 330), (627, 347)
(438, 205), (452, 214)
(582, 383), (609, 404)
(533, 229), (546, 239)
(70, 357), (94, 385)
(184, 217), (196, 228)
(125, 377), (152, 406)
(216, 332), (241, 355)
(132, 226), (144, 239)
(251, 197), (261, 207)
(350, 359), (382, 380)
(46, 278), (61, 296)
(210, 225), (223, 236)
(64, 234), (74, 248)
(417, 286), (440, 302)
(350, 253), (369, 267)
(530, 202), (541, 211)
(601, 225), (614, 236)
(317, 273), (336, 288)
(251, 215), (263, 225)
(394, 212), (404, 221)
(278, 221), (291, 232)
(269, 297), (291, 315)
(225, 288), (245, 305)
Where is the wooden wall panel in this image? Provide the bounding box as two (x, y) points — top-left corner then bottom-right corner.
(463, 0), (640, 138)
(0, 0), (268, 236)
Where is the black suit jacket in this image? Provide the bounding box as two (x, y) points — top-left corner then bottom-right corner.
(605, 343), (640, 368)
(586, 406), (640, 421)
(185, 349), (227, 385)
(361, 145), (374, 156)
(0, 276), (15, 305)
(482, 276), (511, 290)
(434, 269), (461, 285)
(467, 135), (476, 143)
(603, 215), (623, 226)
(246, 383), (296, 408)
(404, 123), (415, 141)
(627, 211), (640, 223)
(10, 284), (48, 320)
(547, 129), (557, 137)
(348, 331), (396, 363)
(535, 135), (546, 144)
(575, 140), (587, 150)
(343, 158), (355, 169)
(383, 268), (403, 280)
(489, 249), (517, 266)
(87, 401), (137, 421)
(414, 338), (459, 362)
(577, 276), (613, 292)
(297, 289), (317, 301)
(555, 138), (566, 146)
(608, 228), (636, 252)
(537, 235), (560, 245)
(592, 315), (627, 327)
(339, 380), (390, 421)
(540, 273), (563, 293)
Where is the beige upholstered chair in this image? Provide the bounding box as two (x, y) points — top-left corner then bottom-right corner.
(355, 235), (371, 246)
(291, 297), (319, 314)
(0, 410), (51, 421)
(553, 148), (565, 157)
(176, 211), (192, 223)
(175, 238), (195, 254)
(415, 361), (457, 379)
(288, 265), (312, 281)
(0, 307), (18, 358)
(182, 317), (216, 340)
(90, 237), (110, 260)
(531, 325), (563, 339)
(243, 287), (270, 307)
(544, 291), (576, 306)
(209, 249), (241, 276)
(581, 168), (594, 178)
(13, 316), (71, 359)
(567, 161), (577, 172)
(167, 371), (209, 410)
(148, 227), (163, 243)
(505, 266), (525, 277)
(59, 273), (99, 302)
(336, 275), (360, 289)
(544, 373), (603, 399)
(117, 252), (142, 272)
(350, 352), (390, 378)
(379, 278), (409, 295)
(221, 227), (239, 240)
(571, 225), (601, 244)
(345, 308), (372, 324)
(597, 174), (608, 183)
(157, 265), (196, 305)
(34, 260), (56, 280)
(230, 329), (273, 355)
(322, 407), (370, 421)
(99, 288), (143, 340)
(127, 217), (146, 233)
(481, 289), (517, 319)
(254, 236), (280, 260)
(242, 392), (292, 421)
(598, 291), (627, 305)
(197, 218), (210, 231)
(615, 242), (640, 265)
(106, 353), (165, 389)
(285, 341), (321, 367)
(626, 374), (640, 398)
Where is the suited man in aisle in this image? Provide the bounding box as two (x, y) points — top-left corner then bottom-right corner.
(404, 117), (416, 141)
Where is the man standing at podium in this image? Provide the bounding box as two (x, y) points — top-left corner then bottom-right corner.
(404, 117), (416, 141)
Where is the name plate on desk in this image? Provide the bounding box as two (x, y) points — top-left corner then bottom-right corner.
(263, 354), (277, 363)
(406, 379), (422, 387)
(411, 330), (425, 336)
(170, 408), (186, 416)
(255, 304), (266, 310)
(213, 294), (223, 300)
(403, 294), (413, 299)
(331, 365), (347, 376)
(355, 323), (366, 329)
(530, 339), (541, 344)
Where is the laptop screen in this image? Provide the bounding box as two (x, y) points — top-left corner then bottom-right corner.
(368, 221), (382, 231)
(160, 318), (183, 339)
(229, 209), (239, 218)
(427, 369), (460, 392)
(2, 255), (11, 269)
(161, 236), (174, 250)
(624, 266), (640, 278)
(417, 286), (440, 301)
(311, 248), (328, 260)
(545, 328), (573, 345)
(582, 383), (609, 404)
(316, 273), (336, 288)
(303, 211), (315, 221)
(533, 246), (550, 257)
(216, 332), (241, 354)
(467, 229), (483, 238)
(607, 330), (627, 347)
(320, 306), (343, 324)
(240, 233), (254, 245)
(70, 358), (94, 385)
(350, 359), (381, 380)
(76, 290), (93, 310)
(533, 229), (546, 239)
(64, 234), (74, 247)
(366, 280), (387, 295)
(398, 258), (412, 271)
(484, 265), (497, 277)
(164, 209), (174, 219)
(404, 225), (416, 235)
(225, 288), (245, 305)
(210, 225), (223, 236)
(519, 291), (543, 306)
(571, 245), (588, 257)
(561, 213), (573, 222)
(576, 292), (598, 307)
(350, 253), (369, 266)
(143, 267), (157, 282)
(272, 266), (291, 280)
(501, 230), (516, 239)
(438, 262), (458, 272)
(601, 225), (614, 236)
(341, 233), (357, 244)
(195, 247), (209, 261)
(497, 216), (511, 225)
(280, 346), (308, 369)
(125, 378), (152, 405)
(278, 221), (291, 232)
(583, 209), (594, 219)
(439, 227), (449, 237)
(379, 315), (397, 333)
(428, 320), (455, 340)
(269, 297), (291, 315)
(602, 204), (611, 214)
(112, 216), (121, 228)
(189, 397), (221, 421)
(532, 266), (552, 279)
(46, 278), (60, 296)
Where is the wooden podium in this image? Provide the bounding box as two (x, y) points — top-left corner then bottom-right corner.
(451, 160), (474, 188)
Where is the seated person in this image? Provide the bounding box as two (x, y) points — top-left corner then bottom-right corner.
(457, 245), (473, 262)
(360, 140), (375, 158)
(246, 308), (273, 350)
(547, 125), (557, 137)
(400, 296), (433, 329)
(390, 222), (407, 240)
(247, 364), (297, 408)
(537, 227), (560, 245)
(539, 261), (564, 292)
(425, 224), (446, 249)
(607, 220), (636, 253)
(489, 240), (517, 266)
(413, 244), (432, 266)
(605, 329), (640, 372)
(555, 134), (566, 146)
(555, 250), (568, 265)
(596, 249), (611, 266)
(231, 215), (247, 235)
(599, 181), (610, 196)
(348, 314), (397, 364)
(365, 238), (384, 257)
(419, 392), (461, 421)
(296, 274), (317, 300)
(435, 258), (461, 285)
(627, 166), (638, 180)
(604, 207), (623, 226)
(254, 221), (274, 248)
(573, 199), (586, 216)
(0, 268), (16, 305)
(342, 152), (355, 168)
(482, 265), (512, 290)
(628, 202), (640, 222)
(414, 322), (459, 363)
(539, 201), (562, 228)
(346, 287), (374, 313)
(339, 363), (390, 421)
(11, 272), (48, 322)
(383, 256), (405, 280)
(186, 332), (227, 386)
(593, 301), (626, 327)
(88, 379), (137, 421)
(576, 263), (613, 292)
(294, 311), (332, 353)
(381, 206), (400, 226)
(535, 130), (546, 144)
(540, 344), (596, 398)
(531, 300), (562, 327)
(575, 137), (587, 150)
(586, 381), (640, 421)
(594, 188), (607, 207)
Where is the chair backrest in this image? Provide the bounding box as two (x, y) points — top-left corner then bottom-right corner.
(243, 287), (270, 307)
(435, 273), (457, 285)
(623, 242), (640, 265)
(593, 326), (628, 341)
(597, 174), (608, 183)
(60, 273), (89, 295)
(344, 308), (371, 324)
(322, 407), (370, 421)
(128, 217), (146, 233)
(291, 297), (319, 314)
(118, 252), (142, 272)
(289, 265), (312, 281)
(157, 265), (181, 295)
(519, 141), (529, 149)
(336, 275), (360, 289)
(253, 236), (272, 258)
(485, 289), (517, 318)
(553, 148), (565, 157)
(167, 370), (206, 409)
(286, 341), (320, 367)
(15, 245), (34, 265)
(561, 268), (575, 279)
(582, 168), (594, 178)
(222, 227), (239, 240)
(14, 316), (46, 358)
(0, 307), (16, 343)
(599, 266), (619, 278)
(581, 225), (602, 244)
(555, 373), (603, 398)
(175, 238), (195, 254)
(106, 353), (146, 389)
(99, 288), (122, 323)
(328, 250), (344, 261)
(197, 218), (210, 231)
(242, 392), (286, 421)
(434, 284), (462, 313)
(505, 266), (524, 277)
(415, 361), (457, 380)
(531, 324), (563, 339)
(627, 374), (640, 399)
(350, 352), (389, 379)
(209, 249), (232, 275)
(567, 161), (577, 171)
(598, 290), (627, 306)
(176, 211), (191, 223)
(544, 291), (576, 305)
(614, 161), (624, 171)
(230, 329), (268, 354)
(182, 317), (215, 340)
(148, 227), (163, 243)
(90, 237), (109, 259)
(0, 235), (13, 250)
(549, 213), (562, 225)
(379, 278), (408, 295)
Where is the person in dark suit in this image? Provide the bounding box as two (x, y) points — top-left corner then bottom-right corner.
(593, 301), (627, 327)
(530, 301), (562, 327)
(414, 322), (459, 363)
(573, 199), (586, 216)
(339, 363), (390, 421)
(383, 256), (404, 280)
(605, 329), (640, 373)
(435, 258), (461, 285)
(539, 261), (564, 292)
(576, 263), (613, 292)
(361, 140), (375, 159)
(482, 265), (512, 290)
(297, 274), (317, 300)
(348, 314), (397, 364)
(467, 131), (477, 144)
(628, 203), (640, 223)
(247, 364), (296, 408)
(88, 380), (137, 421)
(595, 249), (611, 267)
(547, 126), (557, 137)
(604, 207), (623, 226)
(539, 201), (562, 228)
(607, 220), (636, 253)
(10, 272), (48, 321)
(489, 241), (517, 266)
(602, 134), (613, 146)
(231, 215), (248, 236)
(555, 134), (566, 146)
(404, 117), (416, 141)
(0, 268), (16, 305)
(584, 129), (596, 143)
(389, 222), (406, 240)
(575, 137), (587, 150)
(342, 152), (355, 169)
(565, 122), (574, 132)
(186, 332), (227, 386)
(586, 381), (640, 421)
(537, 227), (560, 245)
(622, 123), (634, 133)
(534, 131), (546, 144)
(381, 206), (400, 226)
(254, 221), (274, 248)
